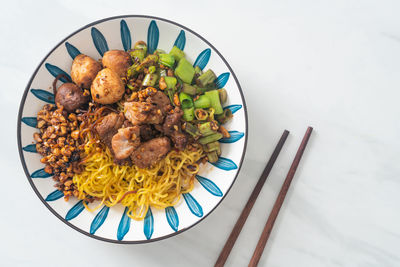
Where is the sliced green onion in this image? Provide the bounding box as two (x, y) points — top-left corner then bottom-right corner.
(182, 83), (197, 95)
(175, 58), (195, 84)
(193, 85), (207, 94)
(169, 46), (185, 62)
(159, 53), (175, 68)
(196, 69), (217, 88)
(216, 144), (221, 156)
(165, 76), (177, 89)
(184, 122), (201, 137)
(130, 49), (146, 62)
(179, 92), (193, 109)
(203, 141), (220, 152)
(216, 108), (233, 124)
(136, 54), (159, 72)
(183, 107), (195, 121)
(218, 88), (227, 104)
(165, 77), (177, 105)
(194, 66), (203, 76)
(205, 90), (223, 115)
(194, 95), (211, 108)
(142, 73), (158, 87)
(198, 122), (215, 136)
(148, 66), (156, 74)
(194, 109), (208, 120)
(145, 54), (158, 64)
(167, 88), (175, 106)
(207, 151), (219, 163)
(199, 132), (223, 145)
(134, 41), (147, 53)
(127, 65), (137, 78)
(208, 108), (215, 120)
(154, 49), (166, 55)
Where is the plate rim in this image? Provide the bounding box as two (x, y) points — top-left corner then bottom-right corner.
(17, 14), (248, 244)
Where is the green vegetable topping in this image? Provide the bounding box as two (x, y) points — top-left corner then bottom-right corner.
(179, 92), (193, 109)
(199, 132), (223, 145)
(194, 95), (211, 108)
(198, 122), (215, 136)
(207, 151), (219, 163)
(169, 46), (185, 61)
(184, 122), (201, 137)
(175, 58), (195, 84)
(159, 53), (175, 68)
(182, 83), (197, 96)
(196, 69), (217, 88)
(204, 90), (223, 114)
(218, 88), (227, 104)
(183, 107), (195, 121)
(164, 76), (177, 89)
(194, 109), (208, 120)
(142, 73), (158, 87)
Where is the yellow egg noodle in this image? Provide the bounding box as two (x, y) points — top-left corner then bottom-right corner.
(73, 135), (204, 220)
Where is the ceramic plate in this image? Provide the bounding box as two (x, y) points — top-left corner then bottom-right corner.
(17, 15), (248, 243)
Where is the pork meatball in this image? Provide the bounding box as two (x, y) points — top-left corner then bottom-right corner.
(102, 50), (131, 78)
(91, 68), (125, 104)
(70, 54), (102, 89)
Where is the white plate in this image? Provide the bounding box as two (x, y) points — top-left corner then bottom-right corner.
(17, 15), (248, 243)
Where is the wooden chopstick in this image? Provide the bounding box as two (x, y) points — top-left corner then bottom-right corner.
(248, 126), (313, 267)
(214, 130), (290, 267)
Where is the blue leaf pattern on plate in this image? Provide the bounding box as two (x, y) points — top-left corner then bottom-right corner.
(31, 89), (54, 104)
(21, 117), (37, 127)
(45, 63), (71, 83)
(65, 200), (85, 221)
(219, 131), (244, 143)
(215, 72), (230, 88)
(196, 175), (223, 197)
(45, 190), (64, 201)
(174, 30), (186, 50)
(223, 104), (242, 114)
(31, 168), (52, 178)
(144, 208), (154, 240)
(91, 27), (109, 56)
(90, 206), (110, 235)
(193, 48), (211, 70)
(117, 207), (131, 241)
(120, 20), (131, 51)
(183, 193), (203, 217)
(22, 144), (37, 153)
(65, 42), (81, 59)
(147, 20), (159, 54)
(210, 157), (238, 171)
(165, 206), (179, 232)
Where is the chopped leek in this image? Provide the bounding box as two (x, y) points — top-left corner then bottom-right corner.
(199, 132), (223, 145)
(194, 95), (211, 108)
(175, 58), (195, 84)
(169, 46), (185, 61)
(179, 92), (193, 109)
(205, 90), (223, 114)
(183, 107), (195, 121)
(159, 53), (175, 68)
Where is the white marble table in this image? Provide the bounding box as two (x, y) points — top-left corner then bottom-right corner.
(2, 0), (400, 266)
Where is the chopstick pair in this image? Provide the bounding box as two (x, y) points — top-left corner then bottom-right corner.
(215, 127), (313, 267)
